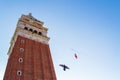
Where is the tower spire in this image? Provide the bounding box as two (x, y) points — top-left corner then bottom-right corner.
(28, 13), (34, 18)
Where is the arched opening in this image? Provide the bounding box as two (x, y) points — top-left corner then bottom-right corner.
(24, 27), (28, 30)
(29, 28), (33, 32)
(39, 32), (42, 35)
(33, 30), (37, 34)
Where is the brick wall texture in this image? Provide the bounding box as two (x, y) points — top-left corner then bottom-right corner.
(3, 35), (56, 80)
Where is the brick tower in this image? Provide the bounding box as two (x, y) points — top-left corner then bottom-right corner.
(3, 13), (57, 80)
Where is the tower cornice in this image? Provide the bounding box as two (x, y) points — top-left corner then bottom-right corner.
(7, 13), (50, 56)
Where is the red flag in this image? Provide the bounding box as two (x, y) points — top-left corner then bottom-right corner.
(74, 53), (78, 59)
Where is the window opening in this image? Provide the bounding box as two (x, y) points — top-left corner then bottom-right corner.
(20, 48), (24, 52)
(18, 58), (23, 63)
(24, 27), (28, 30)
(33, 30), (37, 34)
(39, 32), (42, 35)
(21, 40), (25, 44)
(17, 70), (22, 76)
(29, 28), (33, 32)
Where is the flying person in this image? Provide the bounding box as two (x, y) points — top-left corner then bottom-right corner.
(74, 53), (78, 59)
(71, 48), (78, 59)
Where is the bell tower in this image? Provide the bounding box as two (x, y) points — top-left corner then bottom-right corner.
(3, 13), (57, 80)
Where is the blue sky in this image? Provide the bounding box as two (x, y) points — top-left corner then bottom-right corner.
(0, 0), (120, 80)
